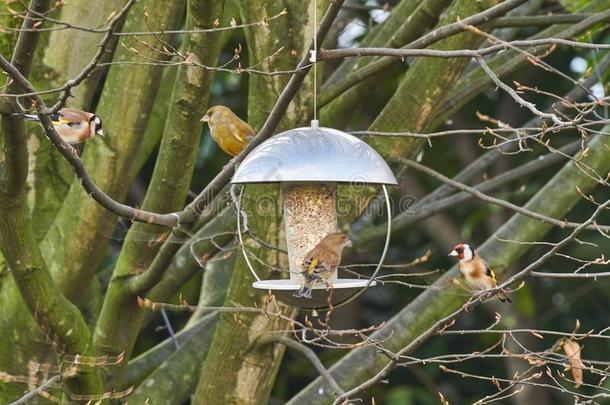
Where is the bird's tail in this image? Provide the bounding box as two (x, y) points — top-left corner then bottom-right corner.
(19, 113), (41, 121)
(497, 290), (512, 303)
(293, 285), (312, 299)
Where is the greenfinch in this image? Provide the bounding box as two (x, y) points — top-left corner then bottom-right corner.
(201, 105), (254, 156)
(23, 107), (104, 144)
(294, 232), (352, 299)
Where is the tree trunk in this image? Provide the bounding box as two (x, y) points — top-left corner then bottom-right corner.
(38, 0), (186, 302)
(320, 0), (451, 128)
(92, 0), (224, 387)
(0, 1), (104, 400)
(192, 1), (319, 402)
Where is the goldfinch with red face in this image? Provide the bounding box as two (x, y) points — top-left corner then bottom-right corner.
(24, 108), (104, 144)
(294, 232), (352, 299)
(449, 243), (511, 303)
(201, 105), (254, 156)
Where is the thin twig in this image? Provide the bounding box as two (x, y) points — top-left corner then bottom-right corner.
(0, 53), (180, 226)
(319, 0), (529, 107)
(259, 335), (344, 396)
(399, 158), (610, 232)
(319, 39), (610, 61)
(9, 375), (60, 405)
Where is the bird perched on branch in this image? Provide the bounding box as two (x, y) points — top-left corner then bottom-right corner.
(294, 232), (352, 299)
(449, 243), (512, 303)
(23, 108), (104, 144)
(201, 105), (254, 156)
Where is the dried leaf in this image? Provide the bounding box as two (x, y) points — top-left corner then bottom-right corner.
(563, 339), (584, 388)
(438, 392), (450, 405)
(230, 17), (237, 27)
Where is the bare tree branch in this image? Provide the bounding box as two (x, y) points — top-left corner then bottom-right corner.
(335, 198), (610, 404)
(400, 158), (610, 232)
(8, 375), (60, 405)
(319, 0), (528, 107)
(259, 335), (345, 396)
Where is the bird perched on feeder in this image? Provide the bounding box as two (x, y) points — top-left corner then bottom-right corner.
(294, 232), (352, 299)
(448, 243), (512, 303)
(22, 108), (104, 144)
(201, 105), (255, 156)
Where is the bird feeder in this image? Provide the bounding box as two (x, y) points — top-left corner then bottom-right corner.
(231, 121), (397, 309)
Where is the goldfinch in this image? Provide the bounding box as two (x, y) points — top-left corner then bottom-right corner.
(23, 108), (103, 144)
(294, 232), (352, 299)
(449, 243), (511, 303)
(201, 105), (255, 157)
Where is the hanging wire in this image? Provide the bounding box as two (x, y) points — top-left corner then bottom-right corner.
(311, 1), (318, 123)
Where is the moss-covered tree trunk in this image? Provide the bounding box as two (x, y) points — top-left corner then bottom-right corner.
(92, 0), (225, 388)
(0, 0), (104, 401)
(192, 1), (320, 403)
(320, 0), (451, 128)
(39, 0), (185, 302)
(33, 0), (127, 239)
(0, 1), (186, 400)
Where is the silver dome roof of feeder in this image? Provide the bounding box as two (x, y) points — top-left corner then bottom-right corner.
(231, 124), (397, 185)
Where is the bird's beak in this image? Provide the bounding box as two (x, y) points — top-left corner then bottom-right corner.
(448, 250), (459, 257)
(345, 240), (353, 248)
(201, 115), (210, 123)
(97, 129), (105, 137)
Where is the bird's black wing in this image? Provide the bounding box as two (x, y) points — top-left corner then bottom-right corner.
(480, 258), (498, 282)
(50, 112), (83, 127)
(302, 258), (330, 282)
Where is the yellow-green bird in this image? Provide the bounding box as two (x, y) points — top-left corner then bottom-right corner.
(294, 232), (352, 299)
(201, 105), (255, 156)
